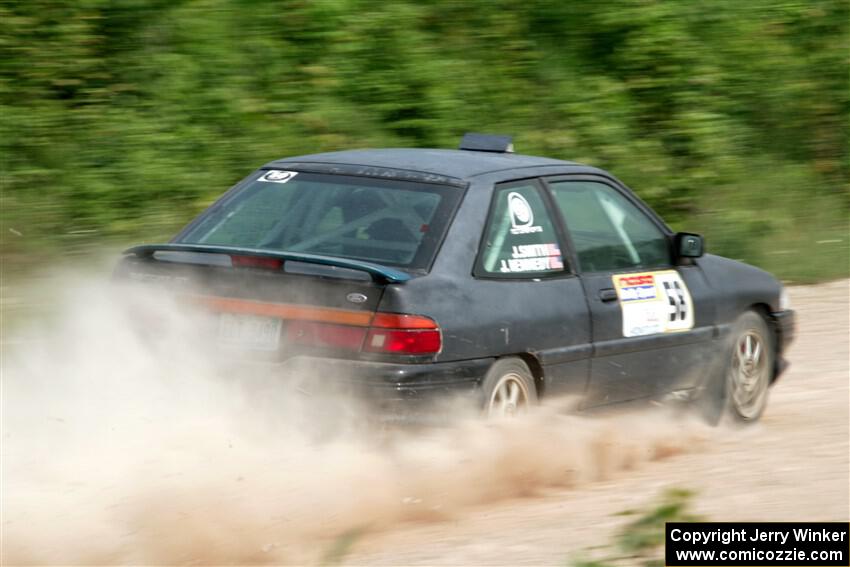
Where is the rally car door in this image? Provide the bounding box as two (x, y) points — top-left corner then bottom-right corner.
(544, 177), (715, 406)
(471, 178), (592, 397)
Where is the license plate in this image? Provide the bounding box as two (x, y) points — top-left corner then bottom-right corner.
(218, 313), (282, 351)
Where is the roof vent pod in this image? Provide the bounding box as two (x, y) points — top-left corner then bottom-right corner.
(458, 132), (514, 153)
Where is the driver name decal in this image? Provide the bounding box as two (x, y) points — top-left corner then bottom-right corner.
(613, 271), (694, 337)
(499, 243), (563, 273)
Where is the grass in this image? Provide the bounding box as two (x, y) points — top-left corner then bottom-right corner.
(570, 488), (702, 567)
(318, 526), (369, 566)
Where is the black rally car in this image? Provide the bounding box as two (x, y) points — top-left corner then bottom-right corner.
(116, 134), (795, 421)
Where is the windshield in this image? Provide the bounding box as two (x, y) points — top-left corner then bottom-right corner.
(176, 170), (463, 270)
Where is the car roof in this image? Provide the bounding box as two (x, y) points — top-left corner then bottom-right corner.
(265, 148), (588, 181)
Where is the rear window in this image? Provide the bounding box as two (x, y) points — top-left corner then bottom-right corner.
(176, 170), (463, 270)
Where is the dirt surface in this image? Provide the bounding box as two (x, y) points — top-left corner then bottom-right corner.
(342, 280), (850, 566)
(2, 279), (848, 565)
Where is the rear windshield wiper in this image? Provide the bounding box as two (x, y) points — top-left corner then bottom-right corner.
(123, 244), (412, 284)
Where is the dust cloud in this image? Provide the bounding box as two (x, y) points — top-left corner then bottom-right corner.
(1, 275), (710, 565)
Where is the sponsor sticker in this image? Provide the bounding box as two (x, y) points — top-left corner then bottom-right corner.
(617, 274), (657, 302)
(507, 192), (543, 235)
(258, 170), (298, 184)
(613, 270), (694, 337)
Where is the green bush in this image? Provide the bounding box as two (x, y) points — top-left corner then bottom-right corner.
(2, 0), (847, 281)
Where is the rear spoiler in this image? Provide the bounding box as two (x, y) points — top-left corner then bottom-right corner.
(123, 244), (412, 284)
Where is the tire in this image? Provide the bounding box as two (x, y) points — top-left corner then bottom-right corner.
(723, 310), (775, 423)
(481, 358), (538, 418)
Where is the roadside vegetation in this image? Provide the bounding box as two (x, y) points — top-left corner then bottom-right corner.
(571, 488), (701, 567)
(314, 488), (703, 566)
(2, 1), (847, 282)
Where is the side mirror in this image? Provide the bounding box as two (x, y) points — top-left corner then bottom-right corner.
(674, 232), (704, 259)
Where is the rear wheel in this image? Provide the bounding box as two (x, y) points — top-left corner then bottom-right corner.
(725, 311), (774, 422)
(481, 358), (537, 418)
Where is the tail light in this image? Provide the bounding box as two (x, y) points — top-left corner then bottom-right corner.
(287, 321), (368, 351)
(197, 294), (442, 356)
(363, 328), (442, 354)
(286, 312), (441, 355)
(363, 313), (442, 355)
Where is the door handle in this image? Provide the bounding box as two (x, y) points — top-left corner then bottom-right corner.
(599, 288), (618, 302)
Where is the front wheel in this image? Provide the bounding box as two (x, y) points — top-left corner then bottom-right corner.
(725, 310), (774, 422)
(481, 358), (538, 418)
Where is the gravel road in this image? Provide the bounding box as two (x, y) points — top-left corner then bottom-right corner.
(2, 279), (847, 566)
(343, 279), (849, 566)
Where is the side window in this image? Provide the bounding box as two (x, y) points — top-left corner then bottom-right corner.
(475, 182), (565, 277)
(549, 181), (670, 273)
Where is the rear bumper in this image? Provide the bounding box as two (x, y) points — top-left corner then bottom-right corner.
(770, 309), (796, 380)
(268, 356), (493, 418)
(284, 355), (489, 394)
